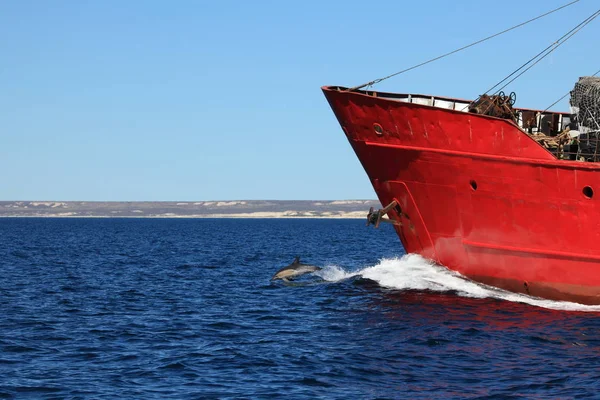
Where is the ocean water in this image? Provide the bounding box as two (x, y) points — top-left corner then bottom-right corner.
(1, 218), (600, 399)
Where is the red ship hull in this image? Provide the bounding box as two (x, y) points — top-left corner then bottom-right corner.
(323, 86), (600, 305)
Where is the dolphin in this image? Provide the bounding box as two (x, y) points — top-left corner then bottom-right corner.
(271, 257), (322, 282)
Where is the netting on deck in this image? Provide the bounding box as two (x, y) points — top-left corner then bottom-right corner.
(570, 76), (600, 133)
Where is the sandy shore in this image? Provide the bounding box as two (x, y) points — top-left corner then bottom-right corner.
(0, 201), (378, 219)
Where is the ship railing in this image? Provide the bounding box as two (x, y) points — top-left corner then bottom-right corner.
(348, 87), (599, 162)
(366, 91), (572, 136)
(532, 129), (600, 162)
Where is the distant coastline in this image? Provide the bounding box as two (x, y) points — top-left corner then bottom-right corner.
(0, 200), (380, 219)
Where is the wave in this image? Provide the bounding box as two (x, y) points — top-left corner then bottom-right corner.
(315, 254), (600, 312)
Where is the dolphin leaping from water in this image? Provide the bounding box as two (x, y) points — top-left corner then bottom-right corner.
(271, 257), (321, 282)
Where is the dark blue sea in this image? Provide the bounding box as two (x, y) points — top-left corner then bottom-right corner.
(2, 218), (600, 399)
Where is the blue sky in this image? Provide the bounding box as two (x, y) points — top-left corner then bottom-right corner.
(1, 0), (598, 201)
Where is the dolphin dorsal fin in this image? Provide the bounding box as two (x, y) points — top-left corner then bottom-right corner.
(293, 256), (300, 265)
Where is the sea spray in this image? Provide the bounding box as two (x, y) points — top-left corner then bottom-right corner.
(317, 254), (600, 312)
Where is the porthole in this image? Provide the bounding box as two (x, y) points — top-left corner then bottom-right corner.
(373, 123), (384, 136)
(470, 180), (478, 191)
(583, 186), (594, 199)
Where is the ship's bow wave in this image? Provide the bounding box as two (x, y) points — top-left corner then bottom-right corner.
(316, 255), (600, 312)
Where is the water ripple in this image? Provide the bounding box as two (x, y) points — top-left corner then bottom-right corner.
(1, 218), (599, 398)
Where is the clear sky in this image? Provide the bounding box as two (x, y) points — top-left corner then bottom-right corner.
(1, 0), (598, 201)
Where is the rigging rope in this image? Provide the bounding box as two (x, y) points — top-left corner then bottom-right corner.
(481, 10), (600, 98)
(489, 9), (600, 96)
(347, 0), (580, 92)
(465, 7), (600, 114)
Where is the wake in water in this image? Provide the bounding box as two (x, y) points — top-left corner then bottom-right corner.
(314, 254), (600, 312)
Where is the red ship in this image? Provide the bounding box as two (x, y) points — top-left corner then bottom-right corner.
(323, 80), (600, 304)
(321, 0), (600, 305)
(322, 2), (600, 304)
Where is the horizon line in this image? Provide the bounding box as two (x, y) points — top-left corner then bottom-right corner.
(0, 199), (379, 203)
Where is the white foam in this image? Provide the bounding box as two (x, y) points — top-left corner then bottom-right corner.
(316, 254), (600, 312)
(317, 265), (360, 282)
